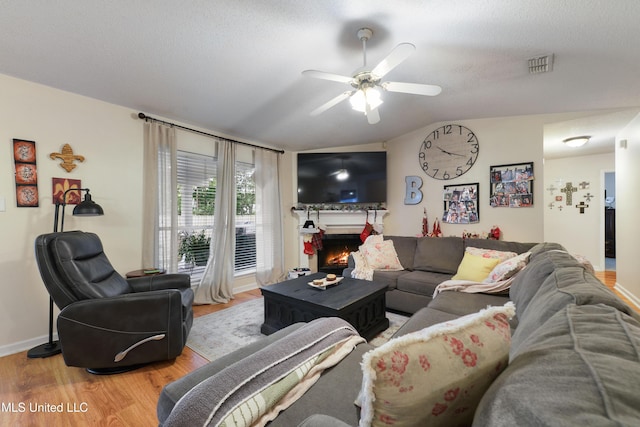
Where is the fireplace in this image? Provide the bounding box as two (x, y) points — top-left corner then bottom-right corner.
(317, 234), (361, 275)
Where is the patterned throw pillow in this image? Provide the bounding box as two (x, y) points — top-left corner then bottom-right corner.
(465, 246), (517, 262)
(360, 239), (404, 271)
(451, 252), (501, 282)
(484, 251), (531, 283)
(357, 303), (515, 427)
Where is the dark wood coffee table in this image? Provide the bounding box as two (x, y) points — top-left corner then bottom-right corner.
(260, 273), (389, 341)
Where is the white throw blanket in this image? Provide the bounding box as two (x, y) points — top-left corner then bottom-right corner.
(351, 250), (374, 281)
(433, 275), (516, 297)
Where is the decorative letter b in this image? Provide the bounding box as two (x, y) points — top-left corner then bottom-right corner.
(404, 176), (423, 205)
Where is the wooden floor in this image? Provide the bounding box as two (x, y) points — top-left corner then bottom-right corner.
(0, 274), (634, 427)
(0, 289), (262, 427)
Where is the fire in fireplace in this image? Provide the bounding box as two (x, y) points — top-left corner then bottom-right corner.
(317, 234), (362, 275)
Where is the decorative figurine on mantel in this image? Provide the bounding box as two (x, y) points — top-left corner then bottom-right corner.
(50, 143), (85, 172)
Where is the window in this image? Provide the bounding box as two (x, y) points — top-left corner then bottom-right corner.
(174, 150), (256, 284)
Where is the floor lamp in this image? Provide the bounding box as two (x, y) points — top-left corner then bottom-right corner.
(27, 188), (104, 359)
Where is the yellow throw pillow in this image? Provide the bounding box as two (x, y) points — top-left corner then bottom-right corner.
(452, 252), (501, 282)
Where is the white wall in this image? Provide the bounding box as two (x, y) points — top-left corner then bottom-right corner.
(543, 153), (614, 271)
(385, 115), (555, 242)
(0, 74), (144, 354)
(0, 74), (284, 354)
(615, 114), (640, 306)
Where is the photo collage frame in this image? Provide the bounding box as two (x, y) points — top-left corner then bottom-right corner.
(489, 162), (534, 208)
(443, 183), (479, 224)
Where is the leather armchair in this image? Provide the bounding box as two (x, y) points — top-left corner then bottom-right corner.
(35, 231), (194, 373)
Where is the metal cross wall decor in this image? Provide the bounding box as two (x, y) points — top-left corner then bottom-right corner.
(575, 201), (589, 214)
(560, 182), (578, 205)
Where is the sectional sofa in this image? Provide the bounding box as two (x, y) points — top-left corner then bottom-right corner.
(157, 237), (640, 426)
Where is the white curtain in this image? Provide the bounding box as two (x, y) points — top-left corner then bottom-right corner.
(195, 139), (237, 304)
(142, 122), (178, 272)
(255, 149), (286, 286)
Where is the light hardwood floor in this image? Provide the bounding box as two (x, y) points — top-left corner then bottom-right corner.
(0, 275), (634, 427)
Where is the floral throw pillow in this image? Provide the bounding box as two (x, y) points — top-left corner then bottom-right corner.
(360, 239), (404, 271)
(465, 246), (517, 262)
(484, 251), (531, 283)
(357, 303), (515, 427)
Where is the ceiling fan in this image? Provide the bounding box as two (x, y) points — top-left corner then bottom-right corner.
(302, 27), (442, 124)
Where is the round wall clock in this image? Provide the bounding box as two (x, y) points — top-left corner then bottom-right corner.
(418, 124), (479, 180)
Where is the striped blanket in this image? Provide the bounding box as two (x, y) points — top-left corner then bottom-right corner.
(163, 317), (365, 427)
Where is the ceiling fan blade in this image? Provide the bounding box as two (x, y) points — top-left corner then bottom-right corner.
(382, 81), (442, 96)
(302, 70), (354, 84)
(310, 91), (353, 116)
(366, 106), (381, 125)
(371, 43), (415, 78)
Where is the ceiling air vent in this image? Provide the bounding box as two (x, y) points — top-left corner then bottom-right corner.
(528, 54), (554, 74)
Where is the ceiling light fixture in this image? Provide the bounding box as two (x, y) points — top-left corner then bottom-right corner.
(336, 169), (349, 181)
(563, 135), (591, 148)
(349, 86), (383, 113)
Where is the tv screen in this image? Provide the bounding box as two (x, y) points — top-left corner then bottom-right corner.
(297, 152), (387, 204)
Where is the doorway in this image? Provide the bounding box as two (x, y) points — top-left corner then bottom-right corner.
(604, 171), (616, 271)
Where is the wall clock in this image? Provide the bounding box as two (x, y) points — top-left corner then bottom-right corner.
(418, 124), (479, 180)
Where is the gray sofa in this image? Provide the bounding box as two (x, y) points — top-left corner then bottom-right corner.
(343, 236), (536, 314)
(157, 239), (640, 426)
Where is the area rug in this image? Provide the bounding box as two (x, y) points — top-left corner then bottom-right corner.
(186, 298), (409, 361)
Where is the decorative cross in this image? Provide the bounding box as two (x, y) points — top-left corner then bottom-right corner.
(560, 182), (578, 205)
(548, 202), (555, 210)
(579, 181), (590, 190)
(546, 184), (557, 195)
(583, 192), (594, 202)
(575, 201), (589, 214)
(558, 205), (564, 211)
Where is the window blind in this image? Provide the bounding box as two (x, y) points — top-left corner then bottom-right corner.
(175, 150), (256, 284)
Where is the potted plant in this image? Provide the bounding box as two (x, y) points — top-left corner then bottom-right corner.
(178, 230), (211, 266)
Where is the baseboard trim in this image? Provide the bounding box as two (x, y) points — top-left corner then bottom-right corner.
(614, 282), (640, 311)
(235, 282), (259, 294)
(0, 333), (59, 358)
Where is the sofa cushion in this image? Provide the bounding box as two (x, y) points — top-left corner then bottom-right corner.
(511, 253), (636, 354)
(452, 252), (501, 282)
(428, 291), (512, 319)
(357, 303), (514, 427)
(395, 270), (451, 296)
(463, 238), (536, 255)
(392, 307), (462, 338)
(413, 237), (464, 274)
(509, 246), (574, 318)
(384, 236), (417, 270)
(370, 270), (406, 291)
(474, 304), (640, 426)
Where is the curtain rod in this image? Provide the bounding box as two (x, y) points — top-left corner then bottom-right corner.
(137, 112), (285, 154)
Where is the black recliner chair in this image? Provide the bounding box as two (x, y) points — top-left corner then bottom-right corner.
(35, 231), (194, 374)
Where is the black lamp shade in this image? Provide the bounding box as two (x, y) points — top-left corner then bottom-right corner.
(73, 192), (104, 216)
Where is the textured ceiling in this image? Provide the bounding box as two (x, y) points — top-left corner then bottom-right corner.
(1, 1), (639, 152)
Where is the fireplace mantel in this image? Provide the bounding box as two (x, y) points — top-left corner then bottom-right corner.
(293, 209), (389, 269)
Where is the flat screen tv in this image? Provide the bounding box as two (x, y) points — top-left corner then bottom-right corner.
(297, 152), (387, 204)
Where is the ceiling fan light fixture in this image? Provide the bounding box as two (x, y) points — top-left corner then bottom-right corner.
(563, 135), (590, 147)
(350, 87), (383, 113)
(336, 169), (349, 181)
